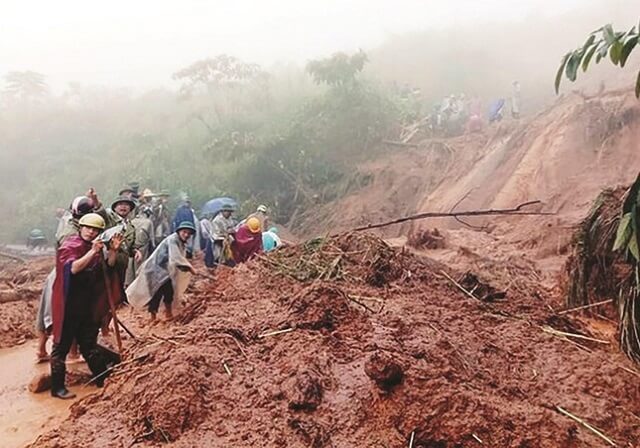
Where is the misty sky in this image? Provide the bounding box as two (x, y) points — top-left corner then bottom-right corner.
(0, 0), (624, 90)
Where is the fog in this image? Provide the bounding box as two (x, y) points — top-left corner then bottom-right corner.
(0, 0), (612, 90)
(0, 0), (638, 242)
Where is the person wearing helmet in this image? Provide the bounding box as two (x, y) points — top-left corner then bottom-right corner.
(246, 204), (270, 232)
(50, 213), (123, 399)
(54, 195), (97, 249)
(98, 195), (144, 294)
(172, 195), (199, 259)
(232, 216), (264, 263)
(210, 203), (237, 267)
(118, 181), (140, 200)
(26, 228), (47, 251)
(36, 191), (98, 364)
(126, 221), (197, 323)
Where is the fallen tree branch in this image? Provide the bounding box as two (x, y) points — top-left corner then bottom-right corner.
(382, 139), (419, 148)
(353, 201), (553, 232)
(541, 326), (610, 344)
(554, 405), (616, 446)
(257, 327), (294, 339)
(557, 299), (614, 315)
(440, 270), (480, 301)
(0, 287), (40, 303)
(0, 251), (27, 263)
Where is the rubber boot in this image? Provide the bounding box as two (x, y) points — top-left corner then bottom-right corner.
(50, 359), (76, 399)
(84, 348), (109, 388)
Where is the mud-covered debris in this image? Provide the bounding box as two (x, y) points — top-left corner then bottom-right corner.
(290, 285), (352, 331)
(28, 373), (51, 393)
(289, 418), (331, 448)
(288, 371), (324, 411)
(364, 351), (404, 391)
(459, 272), (506, 302)
(408, 228), (446, 250)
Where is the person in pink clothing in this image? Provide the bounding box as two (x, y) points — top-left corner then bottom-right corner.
(232, 217), (263, 263)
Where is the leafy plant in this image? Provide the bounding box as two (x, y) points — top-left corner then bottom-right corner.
(613, 173), (640, 260)
(555, 23), (640, 97)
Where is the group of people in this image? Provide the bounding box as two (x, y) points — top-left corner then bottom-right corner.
(399, 81), (523, 138)
(36, 183), (282, 399)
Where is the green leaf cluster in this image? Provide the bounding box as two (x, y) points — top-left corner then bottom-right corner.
(613, 173), (640, 261)
(555, 22), (640, 97)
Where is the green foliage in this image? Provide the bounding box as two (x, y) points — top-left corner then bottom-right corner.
(614, 173), (640, 262)
(0, 52), (399, 242)
(172, 54), (267, 97)
(556, 23), (640, 97)
(306, 50), (368, 87)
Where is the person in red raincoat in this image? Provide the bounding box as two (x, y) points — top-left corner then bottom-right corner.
(232, 217), (263, 264)
(50, 213), (123, 399)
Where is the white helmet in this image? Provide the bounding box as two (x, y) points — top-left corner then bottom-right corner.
(257, 204), (267, 213)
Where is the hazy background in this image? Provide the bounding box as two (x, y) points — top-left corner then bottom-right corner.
(1, 0), (629, 91)
(0, 0), (638, 242)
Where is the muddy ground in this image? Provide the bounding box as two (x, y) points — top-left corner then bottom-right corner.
(0, 257), (52, 348)
(24, 233), (640, 448)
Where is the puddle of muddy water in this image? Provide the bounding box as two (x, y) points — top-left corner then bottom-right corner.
(0, 341), (94, 448)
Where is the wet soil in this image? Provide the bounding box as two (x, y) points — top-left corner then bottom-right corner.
(25, 235), (640, 447)
(0, 341), (94, 448)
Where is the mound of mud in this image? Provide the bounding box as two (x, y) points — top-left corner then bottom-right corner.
(30, 234), (640, 447)
(0, 257), (52, 348)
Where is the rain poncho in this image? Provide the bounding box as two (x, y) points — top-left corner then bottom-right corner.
(232, 224), (263, 263)
(171, 204), (199, 254)
(209, 213), (236, 266)
(126, 233), (193, 309)
(211, 214), (235, 240)
(51, 235), (112, 343)
(262, 229), (282, 252)
(125, 215), (155, 286)
(54, 212), (79, 250)
(36, 218), (80, 333)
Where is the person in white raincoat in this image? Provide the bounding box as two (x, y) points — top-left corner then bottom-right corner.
(126, 221), (197, 322)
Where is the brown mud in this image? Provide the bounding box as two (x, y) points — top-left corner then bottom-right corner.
(27, 234), (640, 447)
(0, 258), (52, 348)
(4, 89), (640, 447)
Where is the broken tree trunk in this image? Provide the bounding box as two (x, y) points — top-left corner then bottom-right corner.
(353, 201), (553, 232)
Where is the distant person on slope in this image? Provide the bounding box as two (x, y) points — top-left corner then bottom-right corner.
(126, 221), (197, 323)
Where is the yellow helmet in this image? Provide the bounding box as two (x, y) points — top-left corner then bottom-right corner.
(78, 213), (105, 230)
(246, 217), (261, 234)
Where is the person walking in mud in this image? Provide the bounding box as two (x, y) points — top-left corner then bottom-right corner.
(50, 213), (122, 399)
(126, 221), (197, 323)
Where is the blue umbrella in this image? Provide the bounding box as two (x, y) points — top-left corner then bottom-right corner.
(201, 197), (237, 217)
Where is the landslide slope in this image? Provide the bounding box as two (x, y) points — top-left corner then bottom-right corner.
(296, 89), (640, 241)
(30, 235), (640, 447)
